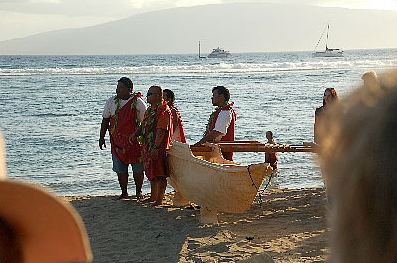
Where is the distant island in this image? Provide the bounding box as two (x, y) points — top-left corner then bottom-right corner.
(0, 3), (396, 55)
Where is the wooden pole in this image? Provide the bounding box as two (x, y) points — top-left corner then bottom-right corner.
(190, 141), (319, 153)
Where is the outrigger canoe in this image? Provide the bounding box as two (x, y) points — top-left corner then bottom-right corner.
(167, 141), (273, 224)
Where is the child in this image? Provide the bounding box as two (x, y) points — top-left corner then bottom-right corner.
(265, 131), (278, 170)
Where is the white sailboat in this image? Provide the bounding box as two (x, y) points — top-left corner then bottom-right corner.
(313, 24), (344, 58)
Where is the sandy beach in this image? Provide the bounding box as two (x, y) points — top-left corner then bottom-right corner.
(65, 188), (329, 263)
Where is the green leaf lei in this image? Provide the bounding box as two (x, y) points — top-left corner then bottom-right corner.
(111, 92), (140, 135)
(139, 101), (162, 150)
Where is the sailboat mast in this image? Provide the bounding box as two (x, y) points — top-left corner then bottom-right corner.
(326, 24), (329, 50)
(199, 41), (201, 59)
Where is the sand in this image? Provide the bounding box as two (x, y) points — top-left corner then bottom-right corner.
(65, 188), (329, 263)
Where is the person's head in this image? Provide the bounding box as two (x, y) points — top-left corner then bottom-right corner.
(265, 131), (273, 141)
(0, 133), (92, 263)
(323, 87), (338, 107)
(212, 86), (230, 106)
(362, 70), (379, 89)
(320, 70), (397, 263)
(163, 89), (175, 107)
(147, 85), (163, 106)
(116, 77), (133, 99)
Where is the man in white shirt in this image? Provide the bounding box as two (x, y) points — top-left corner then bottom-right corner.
(196, 86), (236, 160)
(99, 77), (147, 199)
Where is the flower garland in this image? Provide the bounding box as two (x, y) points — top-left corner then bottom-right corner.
(111, 92), (140, 135)
(139, 101), (166, 150)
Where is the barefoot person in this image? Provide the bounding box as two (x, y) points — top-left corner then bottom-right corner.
(265, 131), (278, 171)
(134, 85), (173, 206)
(196, 86), (236, 161)
(163, 89), (187, 143)
(99, 77), (147, 199)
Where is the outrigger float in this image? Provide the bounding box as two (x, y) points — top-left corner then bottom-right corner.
(167, 141), (318, 224)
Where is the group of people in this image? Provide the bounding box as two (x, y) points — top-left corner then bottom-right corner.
(2, 69), (397, 263)
(98, 77), (236, 205)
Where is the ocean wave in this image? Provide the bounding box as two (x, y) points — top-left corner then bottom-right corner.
(1, 59), (396, 76)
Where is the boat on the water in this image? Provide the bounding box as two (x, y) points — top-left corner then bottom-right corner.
(208, 47), (230, 58)
(167, 141), (272, 224)
(313, 24), (344, 57)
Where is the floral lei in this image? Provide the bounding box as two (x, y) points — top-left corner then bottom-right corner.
(139, 101), (167, 150)
(111, 92), (141, 135)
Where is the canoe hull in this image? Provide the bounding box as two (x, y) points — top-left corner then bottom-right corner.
(167, 142), (272, 214)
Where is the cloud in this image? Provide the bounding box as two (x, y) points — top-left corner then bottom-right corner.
(0, 0), (396, 18)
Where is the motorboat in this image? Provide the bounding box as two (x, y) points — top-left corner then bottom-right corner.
(208, 47), (231, 58)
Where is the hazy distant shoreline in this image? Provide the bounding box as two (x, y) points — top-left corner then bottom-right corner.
(0, 3), (396, 55)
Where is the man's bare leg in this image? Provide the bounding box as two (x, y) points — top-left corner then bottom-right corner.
(143, 180), (157, 202)
(117, 172), (129, 199)
(153, 177), (167, 206)
(132, 170), (144, 199)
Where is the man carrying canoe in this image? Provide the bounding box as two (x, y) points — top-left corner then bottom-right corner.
(196, 86), (236, 161)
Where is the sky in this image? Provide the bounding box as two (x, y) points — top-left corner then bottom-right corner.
(0, 0), (397, 42)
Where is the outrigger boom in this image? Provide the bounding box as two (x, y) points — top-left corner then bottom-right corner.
(190, 141), (319, 153)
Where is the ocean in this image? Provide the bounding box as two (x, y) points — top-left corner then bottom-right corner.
(0, 49), (396, 196)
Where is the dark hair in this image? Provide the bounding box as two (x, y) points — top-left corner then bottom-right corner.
(118, 77), (133, 92)
(212, 86), (230, 101)
(323, 87), (339, 106)
(163, 89), (175, 105)
(149, 85), (163, 96)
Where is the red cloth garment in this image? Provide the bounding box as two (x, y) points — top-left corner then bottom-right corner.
(141, 101), (173, 181)
(205, 103), (237, 161)
(266, 152), (278, 170)
(109, 94), (143, 164)
(170, 105), (187, 143)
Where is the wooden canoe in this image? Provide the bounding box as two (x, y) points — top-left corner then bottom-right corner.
(167, 141), (273, 223)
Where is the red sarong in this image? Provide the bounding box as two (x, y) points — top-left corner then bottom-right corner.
(141, 101), (173, 181)
(109, 95), (142, 164)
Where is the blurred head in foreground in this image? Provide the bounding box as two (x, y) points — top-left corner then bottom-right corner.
(362, 70), (379, 88)
(319, 70), (397, 263)
(0, 135), (92, 263)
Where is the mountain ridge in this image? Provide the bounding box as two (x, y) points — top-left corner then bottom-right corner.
(0, 3), (396, 55)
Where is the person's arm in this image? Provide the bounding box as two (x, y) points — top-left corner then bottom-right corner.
(150, 128), (168, 160)
(136, 98), (147, 123)
(196, 130), (224, 145)
(99, 118), (110, 150)
(149, 112), (170, 159)
(195, 110), (231, 145)
(129, 125), (142, 144)
(171, 108), (178, 133)
(314, 108), (321, 144)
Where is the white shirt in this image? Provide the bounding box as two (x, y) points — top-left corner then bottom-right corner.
(213, 109), (232, 141)
(102, 96), (147, 122)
